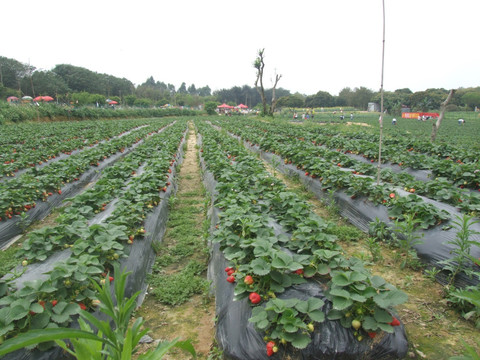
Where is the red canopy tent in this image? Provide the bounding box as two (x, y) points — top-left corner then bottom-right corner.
(236, 103), (248, 109)
(217, 103), (234, 109)
(33, 96), (55, 102)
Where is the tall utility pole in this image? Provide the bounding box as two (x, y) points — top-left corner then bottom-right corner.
(376, 0), (386, 185)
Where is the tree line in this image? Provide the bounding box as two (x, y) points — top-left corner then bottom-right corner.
(1, 56), (479, 114)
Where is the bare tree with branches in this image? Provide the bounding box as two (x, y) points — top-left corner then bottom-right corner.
(431, 89), (455, 142)
(254, 49), (282, 116)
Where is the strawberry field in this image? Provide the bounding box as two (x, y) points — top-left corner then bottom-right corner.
(0, 115), (479, 359)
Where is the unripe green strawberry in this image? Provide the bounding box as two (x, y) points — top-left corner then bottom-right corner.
(352, 319), (361, 330)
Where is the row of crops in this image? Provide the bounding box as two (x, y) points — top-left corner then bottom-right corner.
(0, 118), (188, 358)
(0, 120), (149, 179)
(195, 115), (480, 358)
(212, 117), (480, 221)
(195, 119), (409, 358)
(0, 115), (478, 359)
(211, 117), (480, 283)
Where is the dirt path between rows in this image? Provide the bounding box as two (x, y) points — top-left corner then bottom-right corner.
(134, 123), (216, 359)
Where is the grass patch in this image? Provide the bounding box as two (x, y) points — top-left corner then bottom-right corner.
(0, 246), (21, 278)
(326, 224), (366, 242)
(148, 130), (210, 307)
(149, 261), (209, 306)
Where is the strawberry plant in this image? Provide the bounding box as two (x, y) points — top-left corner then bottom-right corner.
(0, 264), (196, 359)
(0, 119), (188, 345)
(197, 119), (408, 356)
(249, 297), (325, 350)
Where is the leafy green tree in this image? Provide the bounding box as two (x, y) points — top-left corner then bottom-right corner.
(53, 64), (101, 94)
(136, 76), (168, 101)
(156, 98), (170, 106)
(187, 84), (197, 95)
(134, 98), (152, 107)
(277, 93), (305, 108)
(124, 95), (137, 106)
(198, 85), (211, 97)
(103, 75), (134, 98)
(28, 70), (69, 98)
(0, 56), (33, 90)
(409, 88), (448, 111)
(52, 64), (133, 97)
(337, 87), (354, 107)
(305, 90), (334, 108)
(371, 89), (411, 115)
(351, 86), (374, 110)
(177, 82), (187, 94)
(90, 94), (106, 106)
(204, 101), (218, 115)
(71, 92), (92, 106)
(394, 88), (412, 95)
(0, 84), (20, 99)
(461, 91), (480, 109)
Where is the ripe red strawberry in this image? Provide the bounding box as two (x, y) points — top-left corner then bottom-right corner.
(227, 269), (235, 276)
(389, 316), (401, 326)
(368, 332), (376, 339)
(266, 346), (274, 356)
(225, 267), (234, 273)
(244, 275), (254, 285)
(294, 269), (304, 275)
(226, 275), (235, 283)
(389, 193), (395, 198)
(108, 276), (114, 282)
(249, 292), (261, 304)
(78, 303), (87, 311)
(51, 300), (58, 307)
(266, 341), (277, 356)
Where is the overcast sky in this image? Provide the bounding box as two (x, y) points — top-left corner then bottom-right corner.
(2, 0), (479, 96)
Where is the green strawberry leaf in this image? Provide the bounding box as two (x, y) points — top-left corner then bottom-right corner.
(290, 332), (312, 349)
